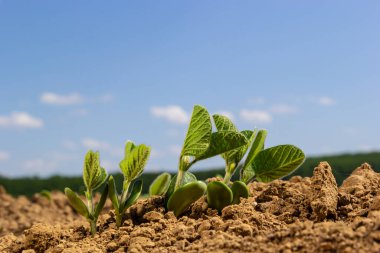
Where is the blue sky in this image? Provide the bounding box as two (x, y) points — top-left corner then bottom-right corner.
(0, 1), (379, 177)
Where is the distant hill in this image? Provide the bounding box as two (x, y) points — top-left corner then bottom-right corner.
(1, 152), (379, 197)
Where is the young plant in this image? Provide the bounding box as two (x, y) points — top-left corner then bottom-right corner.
(108, 141), (151, 227)
(206, 114), (305, 212)
(65, 151), (108, 236)
(166, 105), (249, 216)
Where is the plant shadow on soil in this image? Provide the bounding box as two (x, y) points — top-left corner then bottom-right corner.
(1, 162), (380, 252)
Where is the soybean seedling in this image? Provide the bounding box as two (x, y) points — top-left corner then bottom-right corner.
(166, 105), (249, 216)
(207, 114), (305, 212)
(108, 141), (151, 227)
(65, 151), (108, 236)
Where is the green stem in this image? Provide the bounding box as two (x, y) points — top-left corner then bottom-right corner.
(223, 163), (235, 184)
(90, 219), (97, 236)
(174, 169), (184, 191)
(115, 213), (123, 228)
(120, 181), (131, 207)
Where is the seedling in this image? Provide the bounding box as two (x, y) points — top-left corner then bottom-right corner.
(149, 172), (171, 196)
(206, 114), (305, 212)
(39, 189), (51, 201)
(65, 151), (108, 235)
(108, 141), (151, 227)
(166, 105), (249, 216)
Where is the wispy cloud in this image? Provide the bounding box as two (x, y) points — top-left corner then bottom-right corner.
(0, 112), (43, 128)
(82, 138), (110, 150)
(316, 96), (336, 106)
(247, 97), (266, 105)
(270, 104), (298, 114)
(240, 109), (272, 124)
(150, 105), (189, 124)
(40, 92), (84, 105)
(0, 151), (10, 161)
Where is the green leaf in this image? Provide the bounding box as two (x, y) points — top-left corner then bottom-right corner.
(119, 144), (151, 181)
(241, 130), (267, 181)
(94, 184), (109, 218)
(108, 176), (119, 212)
(197, 131), (248, 160)
(181, 105), (212, 157)
(65, 187), (90, 218)
(231, 181), (249, 204)
(122, 180), (143, 212)
(213, 114), (238, 132)
(92, 167), (108, 191)
(124, 140), (136, 159)
(245, 145), (305, 183)
(83, 151), (107, 191)
(167, 181), (207, 216)
(207, 181), (233, 212)
(149, 172), (171, 196)
(224, 130), (256, 166)
(165, 171), (197, 200)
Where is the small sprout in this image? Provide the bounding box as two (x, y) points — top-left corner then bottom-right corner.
(205, 113), (305, 212)
(166, 105), (248, 216)
(39, 189), (51, 201)
(149, 172), (171, 196)
(65, 150), (108, 236)
(108, 141), (150, 227)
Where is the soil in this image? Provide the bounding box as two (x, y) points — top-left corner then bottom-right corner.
(1, 162), (379, 253)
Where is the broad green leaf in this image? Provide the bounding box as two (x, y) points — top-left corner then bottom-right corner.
(83, 151), (106, 191)
(213, 114), (238, 132)
(231, 181), (249, 204)
(181, 105), (212, 157)
(207, 181), (233, 212)
(165, 171), (197, 201)
(123, 180), (143, 211)
(197, 131), (248, 160)
(224, 130), (256, 167)
(149, 172), (171, 196)
(245, 145), (305, 183)
(167, 181), (207, 216)
(124, 141), (136, 159)
(119, 144), (151, 181)
(94, 184), (109, 218)
(92, 167), (108, 191)
(65, 187), (90, 218)
(108, 176), (119, 212)
(241, 130), (267, 181)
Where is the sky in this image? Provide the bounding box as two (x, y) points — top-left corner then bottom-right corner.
(0, 1), (379, 177)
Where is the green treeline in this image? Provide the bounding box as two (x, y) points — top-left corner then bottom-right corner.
(0, 152), (379, 197)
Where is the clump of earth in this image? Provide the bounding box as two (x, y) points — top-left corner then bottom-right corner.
(1, 162), (379, 252)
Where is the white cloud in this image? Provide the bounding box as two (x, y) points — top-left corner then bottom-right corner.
(240, 109), (272, 124)
(22, 159), (57, 174)
(316, 96), (335, 106)
(0, 112), (43, 128)
(247, 97), (266, 105)
(0, 151), (10, 161)
(150, 105), (189, 124)
(82, 138), (110, 150)
(214, 111), (235, 120)
(270, 104), (298, 114)
(40, 92), (84, 105)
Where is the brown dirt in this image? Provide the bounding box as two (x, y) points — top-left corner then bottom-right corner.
(1, 162), (380, 253)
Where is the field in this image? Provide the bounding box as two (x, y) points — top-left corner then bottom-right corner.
(1, 160), (379, 252)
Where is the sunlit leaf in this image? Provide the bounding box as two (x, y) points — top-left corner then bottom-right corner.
(119, 144), (151, 181)
(244, 145), (305, 183)
(207, 181), (232, 212)
(149, 172), (171, 196)
(65, 187), (89, 218)
(181, 105), (212, 157)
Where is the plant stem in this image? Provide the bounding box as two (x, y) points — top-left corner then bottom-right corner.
(115, 213), (123, 228)
(223, 163), (235, 184)
(120, 181), (131, 206)
(174, 170), (184, 191)
(90, 220), (97, 236)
